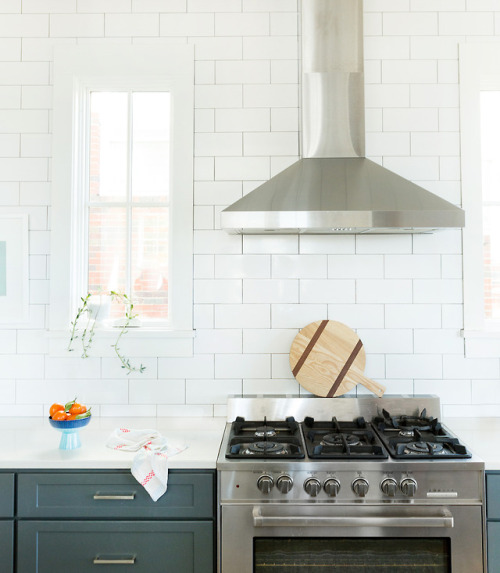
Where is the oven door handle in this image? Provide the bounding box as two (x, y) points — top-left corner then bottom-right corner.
(252, 506), (454, 528)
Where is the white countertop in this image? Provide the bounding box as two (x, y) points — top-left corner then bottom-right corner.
(0, 416), (499, 471)
(0, 417), (227, 470)
(445, 417), (500, 471)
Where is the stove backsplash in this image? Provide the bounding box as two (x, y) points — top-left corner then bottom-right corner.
(0, 4), (499, 418)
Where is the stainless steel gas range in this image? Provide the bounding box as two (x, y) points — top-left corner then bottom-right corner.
(217, 396), (486, 573)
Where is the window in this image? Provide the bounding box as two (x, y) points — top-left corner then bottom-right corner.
(460, 43), (500, 350)
(50, 45), (194, 356)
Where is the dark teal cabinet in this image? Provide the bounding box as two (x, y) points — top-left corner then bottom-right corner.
(487, 471), (500, 572)
(2, 470), (215, 573)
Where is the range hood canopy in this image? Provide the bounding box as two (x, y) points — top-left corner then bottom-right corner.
(221, 0), (465, 235)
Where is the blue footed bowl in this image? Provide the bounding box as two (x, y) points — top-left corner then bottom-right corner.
(49, 415), (91, 449)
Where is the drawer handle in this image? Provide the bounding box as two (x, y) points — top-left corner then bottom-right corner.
(93, 556), (136, 565)
(93, 494), (136, 500)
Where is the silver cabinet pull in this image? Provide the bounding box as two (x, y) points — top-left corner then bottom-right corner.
(93, 494), (136, 500)
(93, 556), (136, 565)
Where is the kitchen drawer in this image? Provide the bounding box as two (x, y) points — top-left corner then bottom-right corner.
(0, 474), (14, 517)
(487, 472), (500, 519)
(488, 521), (500, 570)
(17, 520), (213, 573)
(0, 520), (13, 573)
(17, 471), (214, 519)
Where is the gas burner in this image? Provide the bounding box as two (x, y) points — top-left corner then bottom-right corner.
(321, 433), (361, 447)
(246, 441), (286, 455)
(404, 441), (444, 455)
(254, 425), (277, 438)
(399, 429), (415, 438)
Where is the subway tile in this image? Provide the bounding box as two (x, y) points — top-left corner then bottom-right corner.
(386, 354), (443, 379)
(21, 134), (51, 158)
(441, 254), (462, 279)
(364, 12), (383, 35)
(465, 337), (500, 359)
(382, 12), (438, 35)
(243, 328), (296, 353)
(471, 380), (500, 404)
(411, 0), (465, 9)
(270, 155), (297, 175)
(414, 379), (471, 404)
(0, 159), (48, 182)
(129, 379), (185, 404)
(0, 110), (48, 133)
(195, 108), (214, 133)
(300, 235), (355, 254)
(215, 13), (269, 36)
(243, 278), (298, 303)
(158, 355), (214, 378)
(382, 60), (437, 84)
(215, 354), (270, 379)
(194, 329), (242, 353)
(215, 304), (270, 328)
(385, 255), (441, 278)
(383, 156), (439, 181)
(158, 404), (214, 416)
(244, 84), (298, 108)
(0, 39), (20, 61)
(410, 132), (460, 156)
(443, 354), (500, 379)
(0, 405), (43, 417)
(412, 229), (462, 253)
(44, 356), (100, 379)
(244, 235), (298, 254)
(51, 14), (104, 37)
(194, 181), (242, 206)
(270, 108), (298, 131)
(195, 84), (242, 108)
(187, 378), (242, 404)
(194, 278), (242, 303)
(364, 36), (410, 60)
(243, 0), (297, 12)
(23, 0), (76, 10)
(0, 0), (20, 12)
(29, 279), (50, 304)
(194, 254), (214, 278)
(328, 255), (384, 279)
(79, 0), (133, 12)
(271, 12), (297, 36)
(0, 135), (19, 157)
(438, 107), (459, 132)
(215, 108), (270, 132)
(215, 156), (270, 180)
(22, 86), (52, 110)
(29, 256), (48, 280)
(365, 0), (410, 10)
(0, 332), (16, 355)
(413, 279), (463, 303)
(272, 254), (327, 278)
(299, 279), (355, 304)
(357, 280), (412, 304)
(383, 108), (438, 132)
(243, 378), (299, 394)
(16, 329), (48, 354)
(0, 64), (49, 86)
(216, 60), (270, 85)
(366, 132), (410, 156)
(414, 329), (464, 354)
(0, 87), (21, 109)
(410, 35), (462, 59)
(194, 157), (214, 181)
(193, 304), (214, 329)
(215, 254), (270, 278)
(328, 304), (385, 328)
(194, 230), (241, 254)
(355, 235), (412, 254)
(188, 0), (240, 11)
(0, 15), (48, 37)
(442, 304), (463, 329)
(271, 304), (327, 329)
(195, 61), (215, 84)
(0, 380), (15, 404)
(357, 329), (413, 354)
(191, 37), (242, 60)
(100, 405), (157, 416)
(244, 132), (298, 156)
(195, 133), (242, 156)
(410, 84), (458, 108)
(160, 13), (214, 36)
(271, 353), (295, 379)
(439, 12), (494, 35)
(385, 304), (442, 328)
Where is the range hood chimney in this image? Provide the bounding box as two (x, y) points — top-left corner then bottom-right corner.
(220, 0), (465, 235)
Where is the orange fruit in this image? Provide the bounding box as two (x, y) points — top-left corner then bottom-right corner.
(68, 403), (87, 415)
(52, 410), (68, 421)
(49, 403), (65, 417)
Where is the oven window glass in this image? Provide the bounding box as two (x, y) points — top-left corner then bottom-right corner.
(254, 537), (451, 572)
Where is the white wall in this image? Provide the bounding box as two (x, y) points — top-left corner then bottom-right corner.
(0, 0), (499, 418)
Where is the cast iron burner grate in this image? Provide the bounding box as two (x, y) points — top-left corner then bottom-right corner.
(302, 416), (389, 459)
(225, 416), (305, 459)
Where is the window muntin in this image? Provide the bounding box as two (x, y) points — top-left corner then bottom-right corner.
(87, 91), (171, 323)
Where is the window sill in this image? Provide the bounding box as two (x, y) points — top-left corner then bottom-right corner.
(48, 328), (195, 358)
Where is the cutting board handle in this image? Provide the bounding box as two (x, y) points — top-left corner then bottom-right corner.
(346, 368), (386, 398)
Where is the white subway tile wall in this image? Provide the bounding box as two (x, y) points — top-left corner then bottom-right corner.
(0, 1), (498, 418)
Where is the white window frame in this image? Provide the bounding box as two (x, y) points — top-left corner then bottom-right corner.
(460, 42), (500, 351)
(50, 45), (195, 357)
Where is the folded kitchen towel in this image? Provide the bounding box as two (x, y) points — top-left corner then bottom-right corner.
(106, 428), (187, 502)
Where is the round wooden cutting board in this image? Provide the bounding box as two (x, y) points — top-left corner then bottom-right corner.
(289, 320), (386, 398)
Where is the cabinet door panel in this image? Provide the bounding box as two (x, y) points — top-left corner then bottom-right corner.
(17, 520), (213, 573)
(18, 471), (213, 519)
(0, 474), (14, 517)
(488, 521), (500, 571)
(0, 521), (13, 573)
(487, 472), (500, 519)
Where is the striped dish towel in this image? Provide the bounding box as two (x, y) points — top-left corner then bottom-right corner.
(106, 428), (187, 502)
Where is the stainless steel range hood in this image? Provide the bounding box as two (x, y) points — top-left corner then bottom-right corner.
(220, 0), (465, 235)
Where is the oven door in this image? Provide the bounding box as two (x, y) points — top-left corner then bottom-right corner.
(220, 503), (484, 573)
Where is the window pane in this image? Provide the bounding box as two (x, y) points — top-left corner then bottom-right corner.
(89, 92), (128, 202)
(131, 206), (169, 320)
(132, 92), (170, 203)
(88, 206), (127, 298)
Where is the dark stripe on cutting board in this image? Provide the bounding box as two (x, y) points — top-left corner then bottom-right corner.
(292, 319), (329, 377)
(326, 339), (364, 397)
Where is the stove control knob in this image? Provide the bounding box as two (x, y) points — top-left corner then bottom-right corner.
(276, 475), (293, 494)
(323, 478), (341, 497)
(352, 478), (369, 498)
(380, 478), (398, 497)
(257, 475), (274, 494)
(400, 478), (417, 497)
(304, 477), (322, 497)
